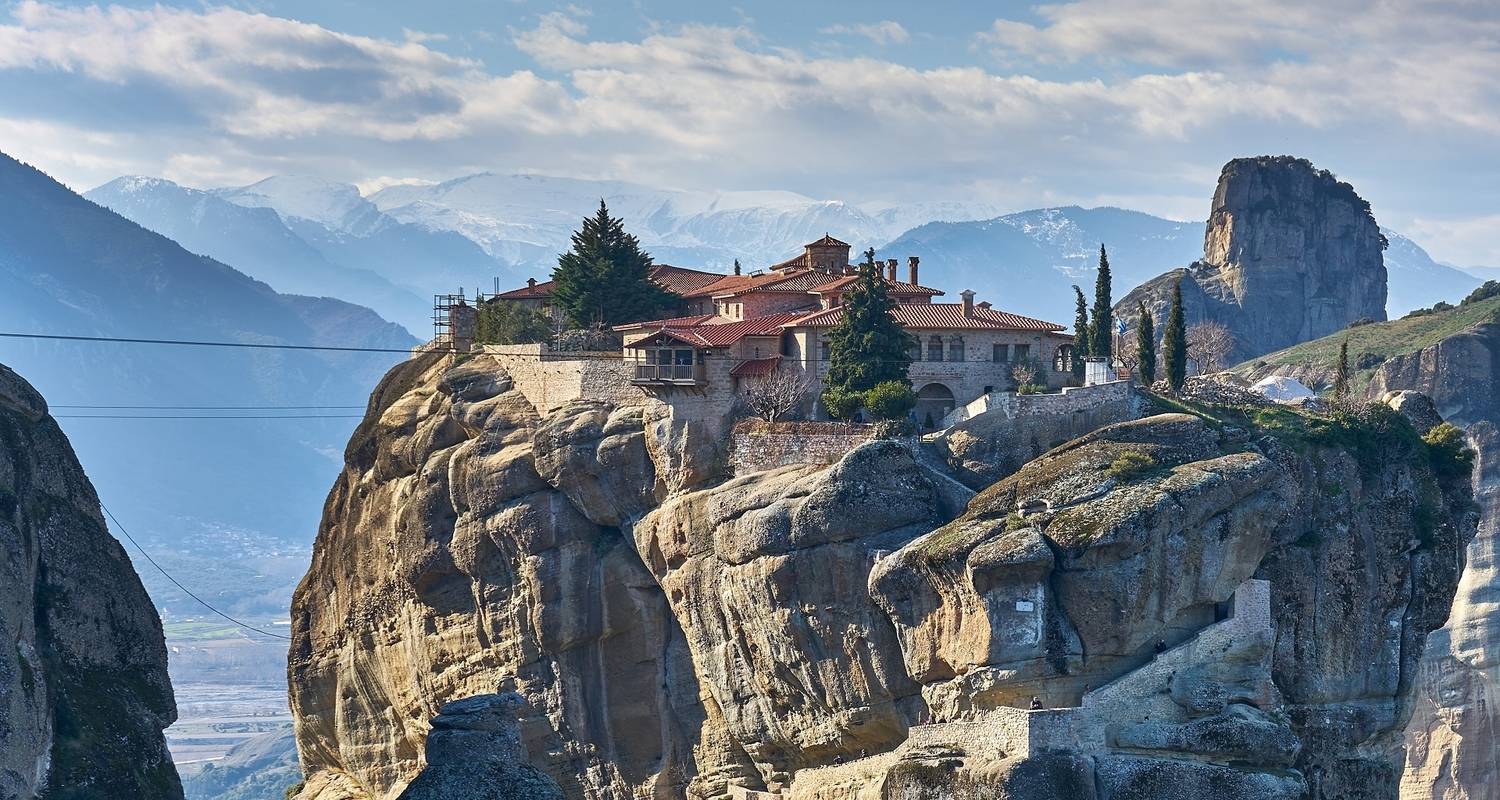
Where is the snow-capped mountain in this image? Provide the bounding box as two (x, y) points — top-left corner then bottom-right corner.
(86, 176), (432, 334)
(880, 207), (1205, 321)
(1381, 229), (1483, 315)
(368, 172), (1002, 272)
(89, 171), (1478, 330)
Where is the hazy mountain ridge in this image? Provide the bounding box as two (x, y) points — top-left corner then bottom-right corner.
(0, 151), (414, 626)
(86, 176), (432, 334)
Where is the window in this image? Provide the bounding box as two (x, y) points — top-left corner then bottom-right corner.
(1013, 344), (1031, 363)
(820, 339), (831, 363)
(907, 340), (921, 362)
(993, 343), (1009, 363)
(948, 337), (965, 362)
(928, 335), (944, 362)
(1054, 344), (1074, 373)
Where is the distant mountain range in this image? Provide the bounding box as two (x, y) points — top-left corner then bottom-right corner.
(92, 172), (1483, 331)
(0, 151), (415, 624)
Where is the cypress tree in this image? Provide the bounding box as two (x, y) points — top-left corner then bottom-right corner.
(1072, 285), (1090, 380)
(1135, 302), (1157, 385)
(1089, 244), (1113, 360)
(823, 248), (915, 398)
(552, 200), (672, 328)
(1333, 338), (1351, 401)
(1163, 279), (1188, 392)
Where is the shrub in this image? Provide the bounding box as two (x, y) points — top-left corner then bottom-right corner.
(1017, 383), (1046, 395)
(1461, 280), (1500, 307)
(1106, 450), (1158, 482)
(1424, 422), (1476, 479)
(475, 300), (551, 344)
(821, 387), (864, 421)
(872, 419), (916, 439)
(864, 381), (917, 421)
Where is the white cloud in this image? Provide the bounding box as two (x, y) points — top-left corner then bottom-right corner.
(0, 2), (1497, 262)
(821, 21), (910, 46)
(1408, 214), (1500, 268)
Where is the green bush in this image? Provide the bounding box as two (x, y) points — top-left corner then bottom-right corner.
(872, 419), (916, 439)
(864, 381), (917, 421)
(475, 300), (551, 345)
(1105, 450), (1158, 482)
(1424, 422), (1475, 479)
(821, 387), (864, 420)
(1462, 280), (1500, 307)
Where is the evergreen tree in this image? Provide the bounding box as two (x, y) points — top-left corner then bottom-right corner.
(1089, 244), (1113, 360)
(1333, 338), (1351, 402)
(1135, 302), (1157, 385)
(551, 200), (672, 328)
(1163, 279), (1188, 392)
(822, 249), (914, 402)
(1072, 285), (1090, 380)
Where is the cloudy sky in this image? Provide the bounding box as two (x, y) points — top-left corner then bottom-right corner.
(1, 0), (1498, 265)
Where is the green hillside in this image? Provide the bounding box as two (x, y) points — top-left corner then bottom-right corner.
(1237, 285), (1500, 390)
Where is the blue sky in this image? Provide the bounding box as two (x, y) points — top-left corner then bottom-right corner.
(2, 0), (1498, 265)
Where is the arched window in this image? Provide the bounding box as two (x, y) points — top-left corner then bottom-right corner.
(1054, 344), (1074, 373)
(927, 335), (944, 362)
(947, 336), (965, 362)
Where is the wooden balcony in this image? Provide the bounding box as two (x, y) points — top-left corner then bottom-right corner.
(632, 362), (707, 385)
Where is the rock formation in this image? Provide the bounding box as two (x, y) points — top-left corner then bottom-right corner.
(288, 350), (1476, 800)
(1117, 156), (1388, 363)
(398, 693), (563, 800)
(1232, 297), (1500, 799)
(0, 362), (182, 798)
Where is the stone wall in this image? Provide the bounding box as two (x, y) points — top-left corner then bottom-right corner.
(935, 381), (1141, 487)
(479, 344), (641, 412)
(731, 422), (877, 475)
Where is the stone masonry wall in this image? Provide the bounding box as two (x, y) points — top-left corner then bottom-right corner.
(935, 381), (1142, 487)
(731, 424), (877, 476)
(480, 344), (641, 413)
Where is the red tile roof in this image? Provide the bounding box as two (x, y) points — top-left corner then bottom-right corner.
(787, 303), (1066, 332)
(624, 311), (807, 349)
(806, 234), (850, 247)
(611, 313), (718, 331)
(492, 264), (724, 300)
(811, 274), (942, 296)
(729, 355), (782, 378)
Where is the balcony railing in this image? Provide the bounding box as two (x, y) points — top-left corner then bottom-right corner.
(633, 363), (706, 385)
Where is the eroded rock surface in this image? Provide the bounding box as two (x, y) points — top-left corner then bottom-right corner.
(1117, 156), (1388, 363)
(0, 362), (181, 798)
(290, 354), (1475, 800)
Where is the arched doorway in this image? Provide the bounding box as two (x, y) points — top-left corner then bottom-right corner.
(915, 383), (956, 429)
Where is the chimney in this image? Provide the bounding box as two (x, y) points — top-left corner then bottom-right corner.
(960, 289), (976, 317)
(977, 301), (992, 310)
(908, 256), (920, 286)
(527, 277), (537, 288)
(886, 259), (897, 282)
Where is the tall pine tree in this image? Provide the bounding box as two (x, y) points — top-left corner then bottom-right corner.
(1089, 244), (1113, 360)
(1072, 285), (1090, 380)
(1135, 302), (1156, 385)
(551, 200), (672, 328)
(823, 248), (914, 398)
(1163, 279), (1188, 392)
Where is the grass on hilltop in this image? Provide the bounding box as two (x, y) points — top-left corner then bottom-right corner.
(1236, 291), (1500, 391)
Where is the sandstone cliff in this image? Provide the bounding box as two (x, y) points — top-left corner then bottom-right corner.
(1117, 156), (1387, 363)
(0, 362), (182, 798)
(1233, 295), (1500, 799)
(289, 352), (1475, 800)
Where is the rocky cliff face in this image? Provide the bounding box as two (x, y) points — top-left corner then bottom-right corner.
(0, 362), (181, 799)
(1117, 156), (1387, 363)
(289, 352), (1475, 800)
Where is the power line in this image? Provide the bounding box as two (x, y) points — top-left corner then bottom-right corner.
(56, 414), (365, 419)
(99, 502), (291, 641)
(53, 404), (366, 409)
(0, 331), (415, 354)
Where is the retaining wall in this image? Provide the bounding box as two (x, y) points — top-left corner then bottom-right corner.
(731, 423), (876, 476)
